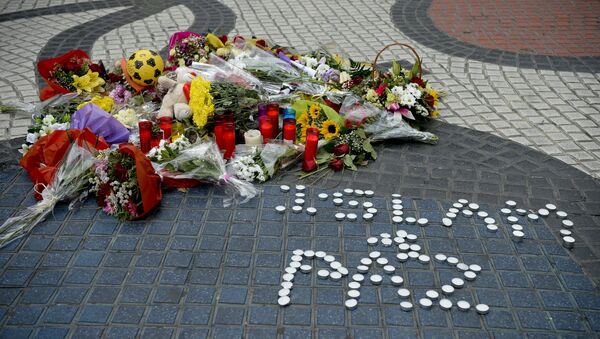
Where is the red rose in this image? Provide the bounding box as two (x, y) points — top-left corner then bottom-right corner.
(255, 39), (267, 48)
(410, 77), (425, 87)
(302, 159), (318, 172)
(89, 61), (107, 77)
(96, 183), (112, 207)
(344, 119), (353, 129)
(329, 158), (344, 171)
(219, 35), (228, 43)
(333, 144), (350, 156)
(113, 163), (129, 182)
(375, 83), (387, 96)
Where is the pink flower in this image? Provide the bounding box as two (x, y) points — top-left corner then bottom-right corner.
(386, 102), (400, 112)
(375, 83), (387, 96)
(126, 200), (138, 217)
(103, 202), (113, 214)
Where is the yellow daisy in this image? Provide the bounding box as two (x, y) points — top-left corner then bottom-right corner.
(320, 120), (340, 140)
(308, 104), (321, 120)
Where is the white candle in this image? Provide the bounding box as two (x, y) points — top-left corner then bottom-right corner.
(244, 129), (262, 145)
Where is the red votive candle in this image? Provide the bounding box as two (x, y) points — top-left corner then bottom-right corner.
(303, 127), (319, 169)
(259, 116), (273, 143)
(151, 130), (162, 149)
(283, 118), (296, 143)
(223, 122), (236, 159)
(266, 102), (279, 138)
(157, 116), (172, 141)
(138, 120), (152, 153)
(214, 116), (224, 150)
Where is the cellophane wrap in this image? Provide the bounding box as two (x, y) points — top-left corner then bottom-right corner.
(339, 95), (438, 144)
(0, 144), (95, 248)
(231, 141), (304, 182)
(155, 141), (258, 206)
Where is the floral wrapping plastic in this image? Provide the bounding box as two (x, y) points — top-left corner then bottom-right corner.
(154, 141), (258, 206)
(1, 143), (96, 248)
(20, 128), (109, 200)
(71, 103), (130, 144)
(37, 49), (90, 100)
(339, 94), (438, 144)
(230, 141), (304, 182)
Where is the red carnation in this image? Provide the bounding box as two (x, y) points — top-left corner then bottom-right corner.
(329, 158), (344, 171)
(333, 144), (350, 156)
(113, 163), (129, 182)
(219, 35), (228, 43)
(411, 77), (426, 87)
(375, 83), (387, 96)
(344, 119), (353, 129)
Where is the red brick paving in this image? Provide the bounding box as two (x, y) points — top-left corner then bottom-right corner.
(428, 0), (600, 57)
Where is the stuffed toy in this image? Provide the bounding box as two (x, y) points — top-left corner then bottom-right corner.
(157, 67), (197, 120)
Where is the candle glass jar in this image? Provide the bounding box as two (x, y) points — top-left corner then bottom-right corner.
(283, 118), (296, 143)
(138, 120), (152, 153)
(266, 103), (280, 138)
(157, 116), (172, 141)
(258, 116), (274, 143)
(223, 122), (236, 159)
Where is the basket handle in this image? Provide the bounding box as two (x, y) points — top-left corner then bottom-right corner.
(372, 42), (422, 80)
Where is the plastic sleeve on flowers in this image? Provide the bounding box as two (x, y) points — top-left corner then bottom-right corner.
(0, 144), (95, 248)
(339, 95), (438, 144)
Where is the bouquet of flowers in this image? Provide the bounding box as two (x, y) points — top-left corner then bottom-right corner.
(297, 48), (370, 91)
(91, 144), (162, 220)
(294, 101), (344, 143)
(230, 142), (303, 182)
(168, 32), (208, 68)
(154, 141), (258, 206)
(0, 142), (97, 248)
(37, 49), (105, 100)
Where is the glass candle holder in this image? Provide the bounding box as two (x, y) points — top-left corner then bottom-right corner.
(223, 122), (236, 159)
(214, 116), (224, 150)
(138, 120), (152, 153)
(258, 116), (274, 143)
(302, 127), (319, 172)
(283, 118), (296, 143)
(157, 116), (172, 141)
(257, 103), (267, 117)
(266, 102), (280, 138)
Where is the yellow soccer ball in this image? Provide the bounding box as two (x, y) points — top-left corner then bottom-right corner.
(126, 49), (164, 86)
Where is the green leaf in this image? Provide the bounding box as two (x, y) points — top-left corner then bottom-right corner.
(343, 154), (357, 171)
(411, 58), (421, 79)
(392, 61), (401, 77)
(363, 139), (377, 159)
(291, 99), (345, 126)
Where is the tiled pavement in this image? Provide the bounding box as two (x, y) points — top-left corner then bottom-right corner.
(0, 0), (600, 338)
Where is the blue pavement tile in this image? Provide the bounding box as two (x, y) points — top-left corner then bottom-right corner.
(572, 293), (600, 310)
(190, 269), (219, 284)
(290, 287), (311, 305)
(417, 307), (448, 327)
(111, 237), (138, 251)
(383, 306), (415, 326)
(472, 272), (500, 288)
(583, 311), (600, 331)
(90, 220), (118, 235)
(316, 288), (343, 305)
(202, 222), (229, 236)
(513, 242), (543, 255)
(457, 330), (490, 339)
(199, 236), (226, 250)
(141, 327), (174, 339)
(82, 237), (111, 250)
(315, 238), (340, 252)
(234, 209), (258, 222)
(126, 268), (158, 284)
(254, 268), (281, 285)
(214, 306), (245, 325)
(485, 239), (514, 254)
(184, 196), (209, 208)
(288, 223), (311, 237)
(317, 306), (345, 326)
(0, 288), (19, 305)
(113, 306), (145, 324)
(256, 237), (282, 251)
(529, 273), (562, 290)
(165, 252), (193, 267)
(30, 270), (64, 285)
(259, 222), (283, 236)
(120, 286), (151, 303)
(206, 209), (231, 222)
(516, 310), (553, 330)
(63, 268), (95, 284)
(354, 328), (383, 339)
(284, 307), (311, 325)
(79, 305), (113, 324)
(249, 306), (278, 325)
(186, 287), (216, 304)
(88, 286), (120, 303)
(542, 242), (567, 257)
(117, 222), (144, 235)
(181, 306), (211, 325)
(422, 328), (454, 339)
(149, 207), (178, 221)
(135, 253), (164, 267)
(72, 327), (103, 338)
(427, 239), (457, 253)
(42, 252), (73, 267)
(222, 268), (250, 284)
(539, 290), (575, 308)
(178, 328), (209, 339)
(74, 250), (104, 267)
(484, 309), (517, 329)
(105, 327), (138, 339)
(153, 286), (183, 303)
(54, 287), (88, 303)
(475, 288), (509, 307)
(170, 236), (196, 250)
(43, 305), (77, 324)
(521, 256), (551, 272)
(212, 326), (243, 339)
(7, 305), (44, 325)
(508, 290), (540, 308)
(548, 311), (586, 331)
(60, 221), (89, 236)
(146, 305), (178, 324)
(36, 327), (69, 339)
(500, 272), (531, 288)
(103, 253), (134, 268)
(351, 306), (380, 326)
(69, 207), (97, 220)
(0, 327), (32, 338)
(452, 310), (482, 328)
(247, 327), (278, 339)
(174, 221), (201, 235)
(20, 287), (54, 304)
(456, 238), (484, 253)
(561, 274), (596, 291)
(22, 236), (52, 252)
(219, 287), (247, 304)
(231, 223), (257, 236)
(286, 238), (312, 251)
(31, 221), (61, 235)
(408, 271), (436, 287)
(452, 225), (478, 238)
(387, 328), (418, 339)
(553, 257), (584, 273)
(255, 252), (282, 268)
(141, 236), (169, 251)
(317, 328), (347, 339)
(159, 268), (189, 285)
(8, 252), (42, 268)
(252, 287), (278, 304)
(226, 237), (254, 252)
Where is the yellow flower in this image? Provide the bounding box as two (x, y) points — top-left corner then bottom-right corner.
(72, 70), (105, 94)
(297, 112), (309, 126)
(189, 76), (214, 128)
(365, 89), (379, 103)
(426, 88), (439, 107)
(320, 120), (340, 140)
(206, 33), (225, 50)
(77, 95), (114, 113)
(308, 104), (321, 120)
(431, 110), (439, 118)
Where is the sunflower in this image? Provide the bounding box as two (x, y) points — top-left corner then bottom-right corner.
(320, 120), (340, 140)
(308, 104), (321, 120)
(426, 88), (439, 108)
(297, 112), (309, 126)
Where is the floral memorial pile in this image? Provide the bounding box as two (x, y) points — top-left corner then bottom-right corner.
(0, 33), (443, 247)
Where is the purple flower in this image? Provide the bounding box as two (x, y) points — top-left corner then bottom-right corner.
(109, 84), (132, 104)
